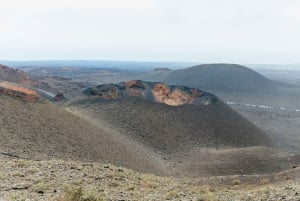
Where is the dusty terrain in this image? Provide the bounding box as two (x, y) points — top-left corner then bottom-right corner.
(0, 94), (166, 175)
(230, 105), (300, 154)
(1, 64), (300, 200)
(0, 156), (299, 201)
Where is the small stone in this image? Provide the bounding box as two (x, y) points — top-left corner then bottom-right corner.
(12, 184), (30, 190)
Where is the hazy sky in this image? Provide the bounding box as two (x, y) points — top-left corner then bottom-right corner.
(1, 0), (300, 63)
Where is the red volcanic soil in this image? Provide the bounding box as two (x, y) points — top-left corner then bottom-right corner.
(0, 81), (39, 101)
(0, 64), (33, 85)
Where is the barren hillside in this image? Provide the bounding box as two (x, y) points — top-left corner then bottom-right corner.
(67, 80), (300, 176)
(136, 64), (300, 108)
(0, 64), (34, 85)
(0, 93), (167, 175)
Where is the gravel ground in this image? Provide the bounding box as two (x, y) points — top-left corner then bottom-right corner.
(0, 156), (299, 201)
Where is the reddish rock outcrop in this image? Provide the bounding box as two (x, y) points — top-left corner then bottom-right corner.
(0, 81), (39, 101)
(83, 80), (217, 106)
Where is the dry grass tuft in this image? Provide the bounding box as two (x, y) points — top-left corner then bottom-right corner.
(57, 187), (105, 201)
(232, 179), (242, 185)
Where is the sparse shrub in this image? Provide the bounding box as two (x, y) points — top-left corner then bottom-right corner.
(166, 190), (179, 199)
(284, 175), (292, 180)
(260, 178), (270, 185)
(127, 186), (135, 191)
(263, 187), (271, 194)
(232, 179), (241, 185)
(109, 182), (120, 187)
(9, 194), (27, 201)
(12, 172), (24, 177)
(27, 167), (40, 174)
(0, 172), (7, 180)
(57, 187), (105, 201)
(198, 187), (207, 194)
(15, 160), (32, 168)
(72, 180), (83, 186)
(32, 182), (48, 193)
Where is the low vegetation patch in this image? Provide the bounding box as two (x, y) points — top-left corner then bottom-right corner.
(232, 179), (242, 185)
(57, 187), (105, 201)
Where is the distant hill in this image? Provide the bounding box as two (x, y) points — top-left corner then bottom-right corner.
(136, 64), (300, 108)
(0, 60), (196, 71)
(0, 64), (34, 85)
(138, 64), (273, 91)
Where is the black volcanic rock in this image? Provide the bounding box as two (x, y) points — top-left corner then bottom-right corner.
(83, 80), (217, 106)
(54, 92), (67, 101)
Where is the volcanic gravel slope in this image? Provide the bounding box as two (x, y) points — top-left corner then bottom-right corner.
(0, 73), (299, 177)
(67, 80), (300, 176)
(0, 93), (168, 175)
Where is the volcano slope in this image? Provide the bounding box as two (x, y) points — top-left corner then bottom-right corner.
(67, 80), (300, 176)
(0, 82), (168, 175)
(136, 63), (300, 108)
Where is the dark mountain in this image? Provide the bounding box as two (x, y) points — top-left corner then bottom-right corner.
(137, 64), (300, 108)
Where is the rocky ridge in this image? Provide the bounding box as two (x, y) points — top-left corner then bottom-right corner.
(0, 81), (39, 101)
(83, 80), (217, 106)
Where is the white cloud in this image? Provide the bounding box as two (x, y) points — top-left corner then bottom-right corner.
(0, 0), (300, 63)
(285, 3), (300, 21)
(0, 0), (155, 11)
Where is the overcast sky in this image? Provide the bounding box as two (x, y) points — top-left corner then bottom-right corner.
(1, 0), (300, 63)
